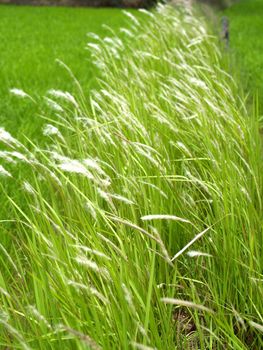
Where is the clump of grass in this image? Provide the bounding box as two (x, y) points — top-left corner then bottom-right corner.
(0, 5), (262, 349)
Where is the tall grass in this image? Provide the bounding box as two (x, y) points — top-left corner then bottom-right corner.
(0, 5), (262, 349)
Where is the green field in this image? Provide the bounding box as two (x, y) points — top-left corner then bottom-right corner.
(0, 4), (134, 246)
(224, 0), (263, 104)
(0, 5), (132, 139)
(0, 3), (263, 349)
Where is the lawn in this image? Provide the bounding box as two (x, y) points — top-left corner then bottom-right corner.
(0, 5), (132, 139)
(224, 0), (263, 106)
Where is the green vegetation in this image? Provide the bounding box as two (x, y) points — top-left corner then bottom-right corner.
(224, 0), (263, 104)
(0, 4), (263, 349)
(0, 5), (131, 139)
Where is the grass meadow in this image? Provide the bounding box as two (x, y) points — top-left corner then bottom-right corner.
(0, 5), (134, 139)
(224, 0), (263, 107)
(0, 3), (263, 349)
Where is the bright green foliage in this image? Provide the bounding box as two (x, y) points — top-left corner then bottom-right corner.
(224, 0), (263, 105)
(0, 5), (262, 349)
(0, 5), (132, 139)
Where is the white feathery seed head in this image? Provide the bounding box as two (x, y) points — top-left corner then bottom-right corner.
(23, 181), (35, 194)
(67, 280), (109, 304)
(58, 161), (93, 178)
(47, 89), (78, 108)
(74, 245), (111, 261)
(75, 256), (110, 280)
(122, 11), (140, 26)
(187, 250), (212, 258)
(141, 214), (191, 224)
(119, 27), (134, 38)
(109, 193), (134, 205)
(10, 88), (31, 99)
(0, 128), (20, 148)
(85, 201), (97, 220)
(83, 158), (105, 175)
(0, 287), (10, 298)
(44, 97), (64, 112)
(87, 43), (101, 52)
(43, 124), (63, 139)
(0, 151), (16, 163)
(0, 165), (12, 178)
(27, 305), (51, 329)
